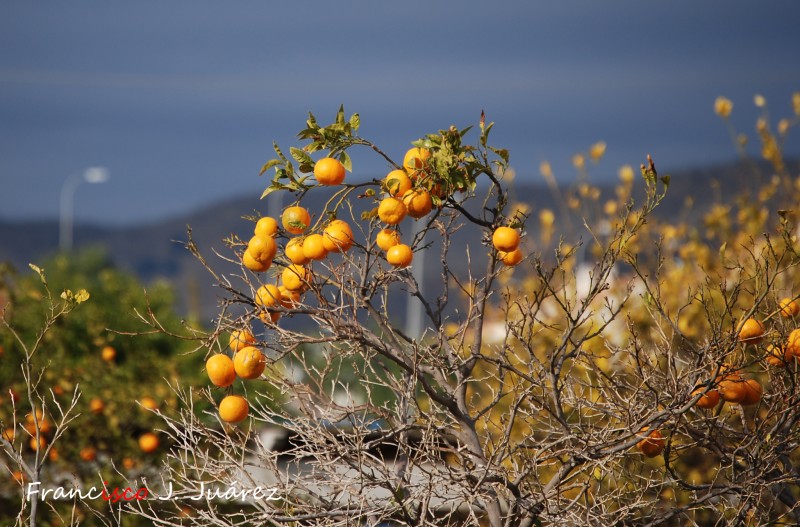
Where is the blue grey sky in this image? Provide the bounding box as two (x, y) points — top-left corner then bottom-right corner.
(1, 1), (799, 226)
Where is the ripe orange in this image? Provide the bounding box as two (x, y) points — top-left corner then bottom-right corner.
(498, 248), (523, 266)
(247, 234), (277, 263)
(254, 216), (279, 238)
(739, 378), (763, 406)
(302, 233), (328, 261)
(285, 237), (311, 265)
(259, 310), (281, 324)
(403, 147), (432, 176)
(788, 329), (800, 357)
(314, 157), (346, 185)
(29, 436), (47, 452)
(766, 343), (793, 367)
(79, 446), (97, 462)
(378, 197), (407, 225)
(692, 388), (720, 409)
(242, 250), (271, 272)
(139, 396), (159, 411)
(219, 395), (249, 423)
(122, 457), (136, 470)
(384, 169), (412, 197)
(779, 297), (800, 318)
(386, 244), (414, 268)
(492, 226), (521, 252)
(402, 189), (433, 219)
(138, 432), (159, 453)
(89, 397), (105, 414)
(322, 220), (354, 253)
(637, 429), (665, 458)
(206, 354), (237, 387)
(229, 329), (256, 352)
(718, 374), (747, 403)
(25, 409), (51, 434)
(282, 264), (312, 292)
(255, 284), (283, 309)
(2, 428), (15, 442)
(101, 345), (116, 362)
(737, 318), (765, 344)
(376, 229), (401, 251)
(278, 285), (301, 307)
(282, 206), (312, 235)
(233, 346), (266, 379)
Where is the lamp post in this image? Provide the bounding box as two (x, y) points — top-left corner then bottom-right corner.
(59, 166), (110, 251)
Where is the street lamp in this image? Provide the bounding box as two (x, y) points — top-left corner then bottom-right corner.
(59, 166), (110, 251)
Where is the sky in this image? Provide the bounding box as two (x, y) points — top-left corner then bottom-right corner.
(1, 1), (799, 226)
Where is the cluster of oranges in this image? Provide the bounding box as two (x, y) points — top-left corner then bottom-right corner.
(211, 147), (527, 424)
(206, 329), (262, 423)
(641, 298), (800, 458)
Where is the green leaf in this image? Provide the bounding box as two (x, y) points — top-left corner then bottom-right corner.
(259, 159), (282, 176)
(273, 142), (288, 163)
(336, 105), (345, 125)
(290, 147), (314, 166)
(260, 186), (280, 199)
(489, 146), (510, 164)
(306, 112), (318, 129)
(339, 151), (353, 172)
(386, 177), (401, 195)
(349, 113), (360, 131)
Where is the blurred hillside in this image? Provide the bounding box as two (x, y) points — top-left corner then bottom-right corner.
(1, 158), (796, 322)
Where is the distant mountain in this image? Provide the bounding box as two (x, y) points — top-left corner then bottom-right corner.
(1, 159), (796, 321)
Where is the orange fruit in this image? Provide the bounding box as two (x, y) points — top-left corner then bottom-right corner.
(25, 409), (51, 434)
(101, 345), (116, 362)
(278, 285), (301, 307)
(779, 297), (800, 318)
(282, 264), (312, 292)
(402, 188), (433, 219)
(766, 344), (793, 367)
(233, 346), (266, 379)
(122, 457), (136, 470)
(89, 397), (105, 414)
(247, 234), (277, 264)
(282, 206), (311, 235)
(692, 388), (720, 409)
(314, 157), (346, 185)
(219, 395), (249, 423)
(206, 354), (237, 387)
(386, 244), (413, 268)
(302, 233), (328, 261)
(403, 147), (431, 176)
(79, 446), (97, 462)
(29, 436), (47, 452)
(737, 318), (765, 344)
(2, 428), (15, 442)
(788, 329), (800, 357)
(139, 396), (159, 411)
(637, 429), (665, 458)
(259, 310), (281, 324)
(48, 447), (59, 462)
(254, 216), (279, 238)
(739, 378), (763, 406)
(255, 284), (283, 309)
(718, 374), (747, 403)
(229, 329), (256, 352)
(498, 248), (523, 266)
(242, 250), (271, 272)
(492, 226), (521, 252)
(378, 197), (407, 225)
(376, 229), (401, 251)
(384, 169), (412, 197)
(284, 238), (310, 265)
(138, 432), (159, 453)
(322, 220), (354, 253)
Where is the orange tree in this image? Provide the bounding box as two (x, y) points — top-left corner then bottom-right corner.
(126, 101), (800, 526)
(0, 249), (204, 526)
